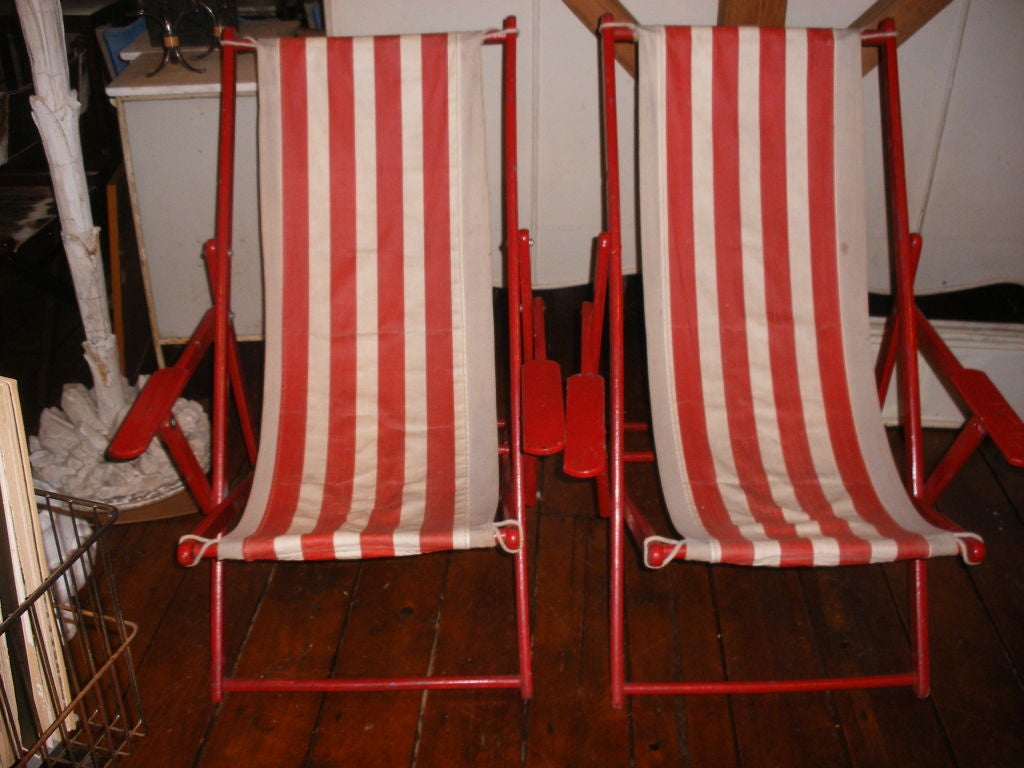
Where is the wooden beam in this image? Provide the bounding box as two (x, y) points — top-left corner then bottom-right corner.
(717, 0), (788, 27)
(561, 0), (638, 77)
(852, 0), (954, 73)
(562, 0), (950, 78)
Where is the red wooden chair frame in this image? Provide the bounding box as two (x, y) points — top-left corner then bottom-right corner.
(109, 17), (552, 702)
(569, 17), (999, 706)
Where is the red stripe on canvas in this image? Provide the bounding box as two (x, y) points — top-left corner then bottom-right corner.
(805, 30), (925, 559)
(361, 36), (406, 558)
(664, 27), (754, 564)
(418, 34), (458, 552)
(244, 39), (310, 560)
(298, 37), (359, 560)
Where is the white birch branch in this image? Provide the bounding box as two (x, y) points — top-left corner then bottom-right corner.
(17, 1), (210, 508)
(15, 0), (128, 425)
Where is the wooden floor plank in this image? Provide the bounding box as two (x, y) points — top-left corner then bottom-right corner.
(576, 514), (631, 767)
(623, 548), (690, 768)
(304, 554), (448, 767)
(714, 567), (850, 768)
(879, 439), (1024, 768)
(115, 556), (274, 767)
(668, 561), (741, 768)
(799, 566), (954, 768)
(622, 428), (743, 766)
(523, 500), (590, 766)
(888, 554), (1024, 767)
(413, 548), (526, 768)
(532, 454), (632, 767)
(103, 516), (192, 662)
(981, 439), (1024, 521)
(903, 434), (1024, 767)
(951, 439), (1024, 677)
(196, 561), (360, 768)
(622, 461), (736, 768)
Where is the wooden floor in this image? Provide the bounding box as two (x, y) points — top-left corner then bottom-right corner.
(3, 281), (1022, 767)
(98, 319), (1024, 766)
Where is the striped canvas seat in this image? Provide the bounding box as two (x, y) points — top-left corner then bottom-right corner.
(635, 26), (981, 568)
(215, 33), (500, 562)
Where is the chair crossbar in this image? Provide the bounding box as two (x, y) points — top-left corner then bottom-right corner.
(222, 675), (524, 694)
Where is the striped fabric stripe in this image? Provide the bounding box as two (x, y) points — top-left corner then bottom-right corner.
(217, 33), (499, 561)
(637, 26), (976, 567)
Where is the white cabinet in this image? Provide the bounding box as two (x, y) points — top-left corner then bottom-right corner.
(107, 24), (297, 361)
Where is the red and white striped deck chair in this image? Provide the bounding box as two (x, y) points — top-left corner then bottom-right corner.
(568, 18), (988, 705)
(111, 17), (540, 701)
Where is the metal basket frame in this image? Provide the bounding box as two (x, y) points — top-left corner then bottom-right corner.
(1, 490), (145, 767)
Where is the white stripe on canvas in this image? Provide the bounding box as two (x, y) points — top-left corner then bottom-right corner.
(735, 28), (783, 565)
(691, 28), (757, 561)
(400, 34), (428, 550)
(638, 28), (698, 548)
(339, 35), (380, 549)
(231, 41), (284, 553)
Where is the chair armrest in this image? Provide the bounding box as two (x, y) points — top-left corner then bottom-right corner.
(949, 368), (1024, 467)
(107, 367), (193, 460)
(522, 359), (565, 456)
(563, 372), (606, 478)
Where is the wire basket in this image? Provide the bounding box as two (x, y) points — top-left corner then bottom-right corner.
(1, 490), (145, 767)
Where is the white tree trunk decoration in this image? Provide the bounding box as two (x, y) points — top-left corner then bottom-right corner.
(17, 0), (209, 509)
(16, 0), (127, 420)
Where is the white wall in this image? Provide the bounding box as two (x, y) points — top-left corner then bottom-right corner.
(327, 0), (1023, 293)
(848, 0), (1024, 294)
(909, 1), (1024, 294)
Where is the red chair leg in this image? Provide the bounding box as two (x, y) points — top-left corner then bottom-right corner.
(910, 559), (930, 698)
(210, 559), (225, 704)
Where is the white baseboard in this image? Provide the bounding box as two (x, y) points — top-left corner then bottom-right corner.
(869, 317), (1024, 428)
